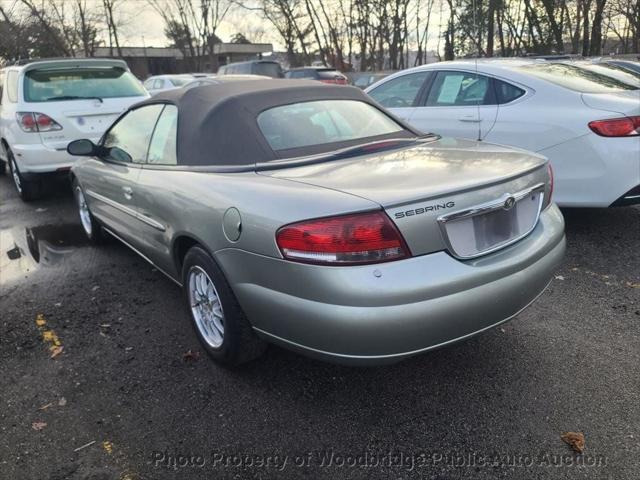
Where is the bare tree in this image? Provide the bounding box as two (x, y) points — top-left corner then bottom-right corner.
(148, 0), (232, 71)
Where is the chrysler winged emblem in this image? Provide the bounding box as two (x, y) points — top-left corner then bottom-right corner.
(503, 196), (516, 210)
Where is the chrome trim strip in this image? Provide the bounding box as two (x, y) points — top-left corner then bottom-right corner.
(437, 183), (546, 260)
(86, 189), (166, 232)
(102, 227), (182, 287)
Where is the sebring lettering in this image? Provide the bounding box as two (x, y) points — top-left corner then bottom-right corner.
(394, 201), (455, 219)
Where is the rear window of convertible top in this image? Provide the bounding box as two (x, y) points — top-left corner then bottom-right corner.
(257, 99), (405, 152)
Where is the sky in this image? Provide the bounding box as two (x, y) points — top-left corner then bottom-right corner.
(115, 1), (270, 48)
(0, 0), (444, 54)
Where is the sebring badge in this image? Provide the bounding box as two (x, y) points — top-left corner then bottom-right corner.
(503, 196), (516, 210)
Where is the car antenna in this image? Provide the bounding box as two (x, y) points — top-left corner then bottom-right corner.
(473, 0), (481, 142)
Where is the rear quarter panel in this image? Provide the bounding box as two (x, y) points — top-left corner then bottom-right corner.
(132, 168), (380, 279)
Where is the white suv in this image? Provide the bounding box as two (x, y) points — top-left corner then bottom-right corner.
(0, 58), (149, 201)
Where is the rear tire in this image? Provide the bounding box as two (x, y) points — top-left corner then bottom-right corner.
(72, 178), (105, 244)
(8, 148), (41, 202)
(182, 246), (266, 366)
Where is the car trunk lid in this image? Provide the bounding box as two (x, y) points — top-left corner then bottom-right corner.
(261, 138), (550, 257)
(581, 90), (640, 116)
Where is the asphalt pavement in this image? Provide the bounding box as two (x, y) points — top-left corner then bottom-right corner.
(1, 174), (638, 480)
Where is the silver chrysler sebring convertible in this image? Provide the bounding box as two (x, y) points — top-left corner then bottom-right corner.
(67, 80), (565, 366)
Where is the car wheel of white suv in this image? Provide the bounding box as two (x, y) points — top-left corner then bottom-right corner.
(7, 148), (41, 202)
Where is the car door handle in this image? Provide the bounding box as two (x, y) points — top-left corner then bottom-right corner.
(122, 186), (133, 200)
(459, 117), (481, 123)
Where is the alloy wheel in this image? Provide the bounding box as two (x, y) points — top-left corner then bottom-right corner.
(188, 266), (225, 348)
(10, 158), (22, 194)
(75, 186), (93, 236)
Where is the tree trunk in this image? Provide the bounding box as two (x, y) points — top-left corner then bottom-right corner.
(581, 0), (592, 56)
(486, 0), (495, 57)
(589, 0), (606, 55)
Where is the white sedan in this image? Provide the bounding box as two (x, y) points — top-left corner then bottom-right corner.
(366, 59), (640, 207)
(143, 74), (208, 95)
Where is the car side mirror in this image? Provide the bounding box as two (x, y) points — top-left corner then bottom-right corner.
(67, 139), (98, 157)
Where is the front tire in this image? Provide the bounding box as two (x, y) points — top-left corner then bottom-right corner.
(72, 178), (105, 244)
(8, 149), (41, 201)
(182, 246), (266, 366)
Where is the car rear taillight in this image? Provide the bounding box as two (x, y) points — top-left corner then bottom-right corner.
(276, 211), (410, 265)
(588, 116), (640, 137)
(16, 112), (62, 133)
(544, 163), (554, 209)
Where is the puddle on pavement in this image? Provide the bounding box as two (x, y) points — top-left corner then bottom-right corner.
(1, 223), (88, 285)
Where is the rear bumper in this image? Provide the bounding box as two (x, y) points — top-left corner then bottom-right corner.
(539, 134), (640, 207)
(10, 143), (77, 174)
(215, 205), (566, 365)
(611, 185), (640, 207)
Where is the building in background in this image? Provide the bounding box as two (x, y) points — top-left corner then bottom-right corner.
(87, 43), (273, 79)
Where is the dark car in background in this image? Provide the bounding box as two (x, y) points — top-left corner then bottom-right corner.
(285, 67), (348, 85)
(351, 72), (392, 89)
(217, 60), (284, 78)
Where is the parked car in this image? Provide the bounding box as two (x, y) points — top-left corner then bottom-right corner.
(559, 60), (640, 87)
(217, 60), (284, 78)
(181, 75), (270, 90)
(143, 74), (199, 95)
(285, 67), (348, 84)
(351, 72), (391, 89)
(366, 60), (640, 207)
(67, 80), (564, 366)
(593, 58), (640, 76)
(0, 58), (149, 201)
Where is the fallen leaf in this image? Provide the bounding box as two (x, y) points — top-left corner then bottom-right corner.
(50, 346), (64, 359)
(54, 302), (62, 307)
(38, 403), (53, 411)
(32, 421), (47, 431)
(555, 275), (565, 281)
(182, 350), (200, 362)
(58, 397), (67, 407)
(561, 431), (585, 453)
(102, 440), (113, 454)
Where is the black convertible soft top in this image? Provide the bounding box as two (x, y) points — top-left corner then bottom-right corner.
(136, 79), (419, 167)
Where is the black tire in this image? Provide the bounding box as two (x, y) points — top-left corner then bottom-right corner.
(7, 148), (41, 202)
(182, 246), (266, 366)
(0, 159), (6, 175)
(72, 178), (106, 244)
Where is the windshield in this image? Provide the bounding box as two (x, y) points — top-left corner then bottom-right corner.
(257, 100), (404, 152)
(24, 67), (147, 102)
(519, 63), (639, 93)
(254, 63), (283, 78)
(169, 77), (191, 87)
